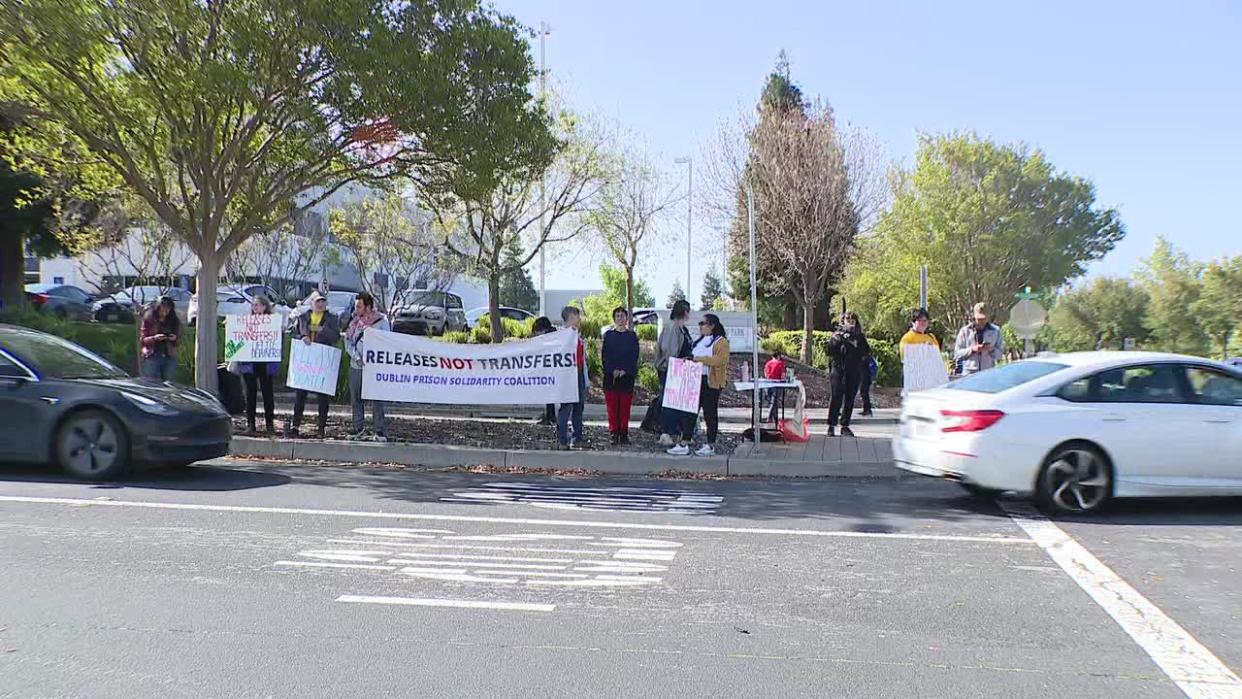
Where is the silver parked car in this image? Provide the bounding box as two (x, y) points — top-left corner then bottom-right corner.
(392, 290), (467, 336)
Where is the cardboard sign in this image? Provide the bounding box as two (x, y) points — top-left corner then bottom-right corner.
(361, 328), (579, 405)
(662, 357), (703, 414)
(902, 343), (950, 395)
(223, 314), (284, 363)
(287, 342), (341, 396)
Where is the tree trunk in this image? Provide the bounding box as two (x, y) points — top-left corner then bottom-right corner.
(624, 265), (635, 313)
(801, 281), (816, 365)
(0, 226), (26, 312)
(195, 253), (220, 391)
(489, 272), (503, 343)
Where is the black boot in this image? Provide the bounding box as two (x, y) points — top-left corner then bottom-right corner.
(244, 420), (256, 437)
(620, 432), (631, 445)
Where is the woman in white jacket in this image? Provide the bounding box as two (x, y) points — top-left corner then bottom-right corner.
(345, 292), (391, 441)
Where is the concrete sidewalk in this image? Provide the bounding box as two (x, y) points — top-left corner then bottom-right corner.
(230, 432), (901, 479)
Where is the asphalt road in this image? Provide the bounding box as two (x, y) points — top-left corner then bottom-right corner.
(1, 459), (1240, 698)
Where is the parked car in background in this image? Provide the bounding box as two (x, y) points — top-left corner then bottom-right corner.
(0, 324), (231, 480)
(24, 284), (96, 321)
(93, 286), (191, 323)
(392, 290), (467, 336)
(188, 285), (291, 326)
(465, 306), (535, 327)
(894, 352), (1242, 514)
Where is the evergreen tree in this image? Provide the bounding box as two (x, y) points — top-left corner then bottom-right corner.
(666, 280), (686, 308)
(498, 237), (539, 312)
(700, 270), (724, 310)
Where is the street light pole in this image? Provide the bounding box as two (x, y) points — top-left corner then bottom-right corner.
(675, 156), (692, 303)
(537, 22), (550, 317)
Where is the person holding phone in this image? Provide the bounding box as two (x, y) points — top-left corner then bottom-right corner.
(826, 311), (870, 437)
(953, 302), (1003, 375)
(139, 296), (181, 381)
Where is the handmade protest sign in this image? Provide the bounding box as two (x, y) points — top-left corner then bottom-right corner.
(902, 342), (949, 395)
(662, 357), (702, 414)
(287, 342), (341, 396)
(361, 328), (579, 405)
(223, 314), (283, 363)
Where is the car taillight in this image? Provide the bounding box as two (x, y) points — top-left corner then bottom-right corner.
(940, 409), (1005, 433)
(30, 293), (50, 306)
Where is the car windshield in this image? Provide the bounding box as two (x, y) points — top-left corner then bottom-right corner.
(0, 327), (128, 380)
(406, 292), (444, 307)
(123, 286), (166, 301)
(946, 360), (1069, 394)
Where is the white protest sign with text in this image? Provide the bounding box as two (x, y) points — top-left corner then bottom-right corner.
(223, 314), (284, 363)
(361, 328), (579, 405)
(287, 342), (341, 396)
(902, 343), (950, 395)
(662, 357), (702, 414)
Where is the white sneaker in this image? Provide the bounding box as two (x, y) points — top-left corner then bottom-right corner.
(658, 433), (674, 447)
(695, 444), (715, 457)
(666, 444), (691, 456)
(371, 435), (388, 443)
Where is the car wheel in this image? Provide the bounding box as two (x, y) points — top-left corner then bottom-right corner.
(55, 410), (130, 481)
(1037, 443), (1111, 514)
(958, 482), (1001, 498)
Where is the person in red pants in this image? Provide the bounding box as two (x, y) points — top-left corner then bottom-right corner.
(601, 307), (639, 445)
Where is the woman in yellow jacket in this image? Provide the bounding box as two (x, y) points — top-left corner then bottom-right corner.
(668, 313), (730, 457)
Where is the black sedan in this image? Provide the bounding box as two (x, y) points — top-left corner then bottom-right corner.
(0, 324), (232, 480)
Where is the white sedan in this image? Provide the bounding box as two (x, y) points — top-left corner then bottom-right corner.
(893, 352), (1242, 514)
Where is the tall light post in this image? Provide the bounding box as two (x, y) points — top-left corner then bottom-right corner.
(536, 22), (551, 317)
(674, 156), (692, 303)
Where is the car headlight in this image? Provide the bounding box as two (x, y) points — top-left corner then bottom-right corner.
(122, 391), (179, 416)
(423, 309), (443, 320)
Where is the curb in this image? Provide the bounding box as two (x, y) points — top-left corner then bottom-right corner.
(229, 437), (901, 479)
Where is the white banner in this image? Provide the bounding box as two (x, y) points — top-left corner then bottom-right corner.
(662, 357), (702, 414)
(288, 342), (341, 396)
(223, 314), (284, 363)
(902, 343), (949, 396)
(361, 328), (580, 405)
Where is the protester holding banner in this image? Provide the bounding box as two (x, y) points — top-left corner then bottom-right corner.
(532, 316), (558, 426)
(826, 311), (871, 437)
(668, 313), (730, 457)
(238, 296), (280, 436)
(556, 306), (589, 450)
(602, 307), (639, 445)
(290, 291), (340, 438)
(655, 300), (695, 446)
(345, 292), (390, 442)
(139, 296), (181, 381)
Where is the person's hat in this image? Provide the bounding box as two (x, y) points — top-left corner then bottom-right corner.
(308, 290), (325, 303)
(972, 302), (989, 319)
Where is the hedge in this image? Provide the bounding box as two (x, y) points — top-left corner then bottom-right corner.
(636, 324), (657, 342)
(760, 329), (903, 386)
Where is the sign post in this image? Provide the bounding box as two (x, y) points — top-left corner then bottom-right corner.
(1010, 287), (1047, 357)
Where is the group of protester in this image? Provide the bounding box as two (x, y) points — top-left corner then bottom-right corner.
(138, 286), (1004, 451)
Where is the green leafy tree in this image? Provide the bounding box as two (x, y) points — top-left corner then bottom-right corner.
(1193, 257), (1242, 359)
(844, 133), (1124, 337)
(700, 270), (723, 310)
(1139, 238), (1209, 356)
(498, 237), (539, 313)
(666, 280), (686, 308)
(1, 0), (553, 387)
(583, 264), (654, 325)
(1044, 278), (1150, 352)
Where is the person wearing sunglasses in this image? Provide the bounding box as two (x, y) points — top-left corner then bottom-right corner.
(667, 314), (730, 457)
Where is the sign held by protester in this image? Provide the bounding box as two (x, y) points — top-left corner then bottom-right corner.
(902, 343), (949, 395)
(662, 357), (702, 414)
(361, 328), (579, 405)
(288, 342), (341, 396)
(223, 314), (283, 363)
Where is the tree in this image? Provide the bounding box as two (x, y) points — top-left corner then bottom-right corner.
(586, 144), (678, 312)
(1, 0), (553, 388)
(498, 236), (539, 313)
(666, 280), (686, 308)
(843, 133), (1124, 337)
(226, 215), (325, 306)
(583, 264), (653, 324)
(1139, 238), (1209, 356)
(329, 193), (452, 313)
(1192, 257), (1242, 359)
(700, 270), (723, 310)
(434, 114), (606, 342)
(1044, 278), (1150, 352)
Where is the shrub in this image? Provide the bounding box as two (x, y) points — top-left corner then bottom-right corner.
(869, 338), (901, 387)
(502, 317), (533, 340)
(471, 325), (492, 344)
(440, 330), (471, 345)
(585, 337), (602, 383)
(636, 324), (657, 342)
(578, 317), (603, 340)
(637, 364), (661, 393)
(760, 329), (898, 381)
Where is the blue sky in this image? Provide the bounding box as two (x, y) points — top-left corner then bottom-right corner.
(499, 0), (1242, 302)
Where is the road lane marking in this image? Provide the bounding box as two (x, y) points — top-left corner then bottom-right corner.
(274, 561), (395, 571)
(441, 482), (725, 514)
(0, 495), (1030, 544)
(325, 540), (613, 555)
(336, 595), (555, 612)
(1002, 502), (1242, 699)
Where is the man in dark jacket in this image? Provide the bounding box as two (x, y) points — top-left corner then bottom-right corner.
(826, 311), (870, 437)
(290, 291), (341, 438)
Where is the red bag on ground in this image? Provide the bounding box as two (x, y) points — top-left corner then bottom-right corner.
(777, 381), (810, 442)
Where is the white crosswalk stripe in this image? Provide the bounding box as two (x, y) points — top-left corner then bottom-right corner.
(440, 481), (723, 514)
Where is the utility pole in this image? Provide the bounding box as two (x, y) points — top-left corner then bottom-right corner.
(919, 265), (928, 310)
(747, 184), (761, 456)
(675, 156), (692, 303)
(537, 22), (550, 317)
